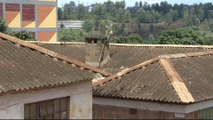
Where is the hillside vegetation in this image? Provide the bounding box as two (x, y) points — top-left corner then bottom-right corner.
(58, 1), (213, 45)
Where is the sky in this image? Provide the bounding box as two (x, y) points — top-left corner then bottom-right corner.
(58, 0), (213, 7)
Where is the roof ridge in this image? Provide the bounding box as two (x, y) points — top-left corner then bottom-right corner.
(159, 59), (195, 103)
(159, 50), (213, 59)
(29, 41), (213, 49)
(110, 44), (213, 49)
(0, 32), (112, 76)
(92, 57), (159, 87)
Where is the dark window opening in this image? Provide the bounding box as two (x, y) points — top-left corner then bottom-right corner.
(24, 97), (69, 119)
(94, 39), (97, 43)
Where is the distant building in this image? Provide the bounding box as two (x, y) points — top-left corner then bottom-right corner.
(0, 0), (58, 42)
(58, 20), (84, 29)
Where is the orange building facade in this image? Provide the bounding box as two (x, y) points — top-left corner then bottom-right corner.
(0, 0), (57, 42)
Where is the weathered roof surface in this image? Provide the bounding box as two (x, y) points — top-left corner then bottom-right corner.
(0, 33), (110, 96)
(93, 51), (213, 104)
(38, 43), (86, 62)
(36, 42), (212, 73)
(171, 55), (213, 102)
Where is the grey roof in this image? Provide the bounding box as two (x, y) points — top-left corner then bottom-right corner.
(93, 51), (213, 104)
(37, 43), (212, 73)
(0, 33), (110, 95)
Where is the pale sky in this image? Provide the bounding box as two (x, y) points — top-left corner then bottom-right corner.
(58, 0), (213, 7)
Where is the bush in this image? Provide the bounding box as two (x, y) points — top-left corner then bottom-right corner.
(12, 31), (35, 41)
(59, 29), (84, 42)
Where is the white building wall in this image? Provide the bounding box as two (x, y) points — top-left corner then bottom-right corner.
(94, 97), (213, 114)
(0, 81), (92, 119)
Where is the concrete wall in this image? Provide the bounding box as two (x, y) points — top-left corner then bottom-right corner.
(0, 81), (92, 119)
(93, 97), (213, 119)
(93, 104), (198, 119)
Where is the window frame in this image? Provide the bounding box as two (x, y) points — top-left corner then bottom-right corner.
(24, 96), (70, 119)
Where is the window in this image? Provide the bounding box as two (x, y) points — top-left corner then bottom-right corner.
(199, 107), (213, 119)
(24, 97), (69, 119)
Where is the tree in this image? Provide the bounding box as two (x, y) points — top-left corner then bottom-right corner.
(169, 9), (179, 21)
(58, 7), (63, 20)
(127, 34), (143, 43)
(105, 0), (114, 13)
(137, 8), (147, 23)
(115, 1), (126, 9)
(198, 6), (205, 21)
(115, 8), (126, 22)
(82, 20), (94, 33)
(158, 28), (206, 45)
(139, 1), (143, 8)
(63, 3), (72, 19)
(0, 19), (9, 33)
(92, 4), (106, 20)
(99, 20), (111, 35)
(76, 4), (87, 20)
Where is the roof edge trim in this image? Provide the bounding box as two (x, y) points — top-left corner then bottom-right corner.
(160, 51), (213, 59)
(0, 79), (91, 96)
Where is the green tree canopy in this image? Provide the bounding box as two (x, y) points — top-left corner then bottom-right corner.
(0, 19), (9, 33)
(158, 28), (208, 45)
(82, 20), (94, 33)
(76, 4), (87, 20)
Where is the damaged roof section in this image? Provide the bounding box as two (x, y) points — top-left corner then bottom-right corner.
(0, 33), (111, 96)
(93, 51), (213, 104)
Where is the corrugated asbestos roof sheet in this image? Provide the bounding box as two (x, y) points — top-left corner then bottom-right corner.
(37, 43), (212, 73)
(93, 62), (182, 103)
(39, 44), (86, 62)
(0, 33), (111, 96)
(171, 55), (213, 102)
(93, 51), (213, 104)
(33, 42), (213, 104)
